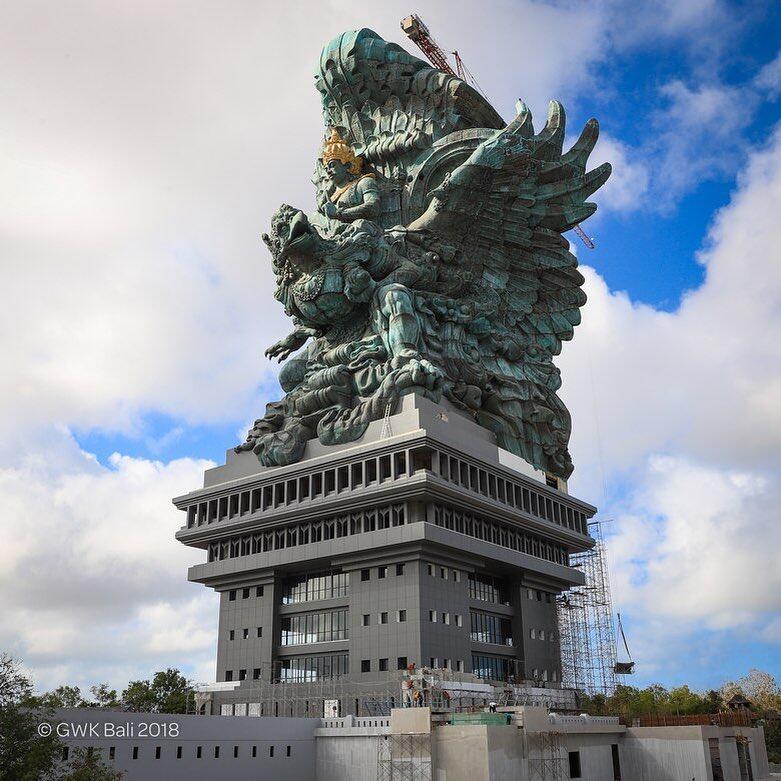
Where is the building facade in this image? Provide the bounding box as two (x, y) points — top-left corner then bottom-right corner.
(174, 394), (597, 713)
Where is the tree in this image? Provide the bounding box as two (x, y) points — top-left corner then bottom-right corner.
(121, 669), (193, 713)
(120, 679), (156, 712)
(723, 669), (781, 712)
(89, 684), (119, 709)
(150, 668), (192, 714)
(0, 653), (61, 781)
(36, 685), (89, 709)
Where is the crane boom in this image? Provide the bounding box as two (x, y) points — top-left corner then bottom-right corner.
(400, 14), (455, 75)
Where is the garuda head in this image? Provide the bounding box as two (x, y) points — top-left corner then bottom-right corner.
(262, 204), (319, 266)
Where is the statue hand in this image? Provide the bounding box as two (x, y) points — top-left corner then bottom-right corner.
(322, 201), (338, 219)
(265, 335), (300, 362)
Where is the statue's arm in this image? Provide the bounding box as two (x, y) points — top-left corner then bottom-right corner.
(265, 325), (318, 362)
(333, 178), (381, 221)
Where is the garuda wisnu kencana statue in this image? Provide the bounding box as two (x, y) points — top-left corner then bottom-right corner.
(238, 29), (611, 479)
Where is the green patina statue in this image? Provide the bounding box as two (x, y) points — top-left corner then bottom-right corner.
(238, 28), (611, 478)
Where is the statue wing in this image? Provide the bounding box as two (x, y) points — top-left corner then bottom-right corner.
(409, 102), (611, 476)
(315, 29), (504, 227)
(411, 100), (610, 353)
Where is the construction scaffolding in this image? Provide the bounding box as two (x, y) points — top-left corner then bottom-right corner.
(526, 731), (567, 781)
(377, 733), (432, 781)
(198, 660), (510, 718)
(557, 520), (618, 697)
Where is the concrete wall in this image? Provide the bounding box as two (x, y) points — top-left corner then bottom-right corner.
(562, 732), (619, 780)
(621, 726), (771, 781)
(316, 733), (383, 781)
(50, 709), (318, 781)
(431, 724), (525, 781)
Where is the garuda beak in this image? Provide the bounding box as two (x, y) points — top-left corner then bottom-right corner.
(280, 211), (313, 260)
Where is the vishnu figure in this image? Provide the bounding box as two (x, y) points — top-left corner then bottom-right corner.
(318, 129), (381, 226)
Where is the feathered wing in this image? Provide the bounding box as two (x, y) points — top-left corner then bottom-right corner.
(408, 101), (611, 477)
(314, 28), (504, 227)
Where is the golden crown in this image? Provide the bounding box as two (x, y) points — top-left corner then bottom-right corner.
(321, 129), (362, 175)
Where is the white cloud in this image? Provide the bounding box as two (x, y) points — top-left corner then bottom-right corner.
(590, 133), (650, 213)
(559, 123), (781, 663)
(755, 50), (781, 99)
(0, 1), (779, 691)
(0, 429), (217, 691)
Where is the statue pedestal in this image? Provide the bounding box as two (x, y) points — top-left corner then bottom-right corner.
(174, 393), (596, 715)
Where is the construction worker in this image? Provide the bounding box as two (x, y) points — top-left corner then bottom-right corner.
(402, 677), (414, 708)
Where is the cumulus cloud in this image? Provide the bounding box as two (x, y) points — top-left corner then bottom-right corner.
(755, 50), (781, 99)
(0, 429), (217, 689)
(1, 1), (779, 691)
(559, 122), (781, 660)
(589, 134), (650, 213)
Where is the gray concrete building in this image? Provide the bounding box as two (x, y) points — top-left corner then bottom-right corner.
(174, 394), (597, 714)
(50, 706), (773, 781)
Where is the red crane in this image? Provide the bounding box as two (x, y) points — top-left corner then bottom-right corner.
(400, 13), (596, 251)
(400, 14), (456, 75)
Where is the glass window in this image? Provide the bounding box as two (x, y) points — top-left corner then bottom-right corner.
(229, 590), (236, 601)
(281, 571), (349, 604)
(361, 569), (370, 581)
(468, 573), (508, 604)
(280, 608), (349, 645)
(378, 566), (386, 579)
(397, 657), (407, 670)
(398, 610), (406, 622)
(396, 563), (404, 576)
(361, 659), (371, 673)
(470, 611), (513, 646)
(379, 658), (388, 671)
(379, 612), (388, 624)
(471, 654), (515, 682)
(277, 653), (348, 682)
(362, 614), (370, 626)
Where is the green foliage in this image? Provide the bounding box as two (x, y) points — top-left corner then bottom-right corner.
(35, 685), (89, 709)
(0, 653), (61, 781)
(89, 684), (119, 709)
(121, 668), (193, 713)
(579, 682), (723, 718)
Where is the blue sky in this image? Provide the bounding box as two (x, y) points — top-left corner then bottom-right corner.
(1, 0), (780, 695)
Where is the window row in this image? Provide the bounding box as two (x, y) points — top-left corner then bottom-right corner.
(228, 585), (263, 601)
(276, 652), (349, 682)
(426, 563), (461, 581)
(281, 571), (349, 605)
(430, 448), (588, 533)
(527, 588), (555, 603)
(432, 504), (569, 566)
(360, 562), (405, 580)
(63, 744), (293, 761)
(468, 572), (508, 605)
(228, 627), (262, 641)
(529, 628), (557, 642)
(362, 610), (406, 625)
(429, 658), (464, 672)
(471, 654), (520, 682)
(280, 609), (348, 646)
(206, 504), (406, 563)
(470, 611), (513, 646)
(428, 611), (462, 627)
(187, 449), (418, 527)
